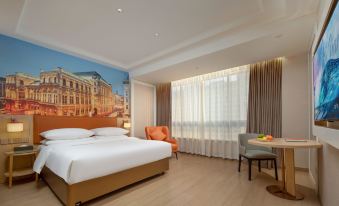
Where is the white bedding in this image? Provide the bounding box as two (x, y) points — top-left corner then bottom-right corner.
(33, 136), (172, 184)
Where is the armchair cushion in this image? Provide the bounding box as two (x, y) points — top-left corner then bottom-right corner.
(244, 150), (277, 159)
(149, 129), (167, 141)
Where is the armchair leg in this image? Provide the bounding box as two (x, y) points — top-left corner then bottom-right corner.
(248, 159), (252, 181)
(238, 154), (242, 172)
(175, 152), (178, 160)
(273, 159), (278, 181)
(258, 160), (261, 172)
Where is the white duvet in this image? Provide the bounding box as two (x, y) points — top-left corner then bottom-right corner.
(33, 136), (172, 184)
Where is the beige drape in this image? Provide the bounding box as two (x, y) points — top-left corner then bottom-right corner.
(246, 58), (282, 138)
(156, 83), (171, 129)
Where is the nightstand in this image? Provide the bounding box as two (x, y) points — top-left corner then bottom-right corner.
(4, 149), (39, 188)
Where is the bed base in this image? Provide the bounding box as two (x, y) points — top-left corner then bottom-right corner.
(40, 158), (169, 206)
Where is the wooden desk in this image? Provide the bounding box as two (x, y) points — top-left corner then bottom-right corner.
(248, 138), (322, 200)
(4, 149), (39, 188)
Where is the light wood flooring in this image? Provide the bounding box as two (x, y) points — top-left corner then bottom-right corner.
(0, 153), (320, 206)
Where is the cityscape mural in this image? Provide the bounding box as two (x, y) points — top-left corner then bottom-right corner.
(0, 34), (130, 125)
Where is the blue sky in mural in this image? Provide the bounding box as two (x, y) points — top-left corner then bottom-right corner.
(0, 34), (128, 95)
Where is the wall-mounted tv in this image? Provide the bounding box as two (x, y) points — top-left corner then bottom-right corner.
(313, 0), (339, 129)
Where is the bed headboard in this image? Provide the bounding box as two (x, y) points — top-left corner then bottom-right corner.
(33, 115), (117, 144)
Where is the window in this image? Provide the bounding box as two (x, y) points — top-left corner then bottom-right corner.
(70, 96), (74, 104)
(70, 81), (73, 88)
(171, 65), (249, 159)
(76, 83), (79, 90)
(62, 95), (67, 104)
(63, 79), (66, 86)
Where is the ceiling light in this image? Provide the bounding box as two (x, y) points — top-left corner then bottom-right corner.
(154, 33), (160, 37)
(274, 34), (283, 38)
(117, 8), (123, 13)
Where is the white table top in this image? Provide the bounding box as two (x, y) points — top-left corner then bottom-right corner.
(248, 138), (322, 149)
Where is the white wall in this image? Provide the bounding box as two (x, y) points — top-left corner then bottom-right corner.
(131, 80), (156, 138)
(282, 53), (311, 169)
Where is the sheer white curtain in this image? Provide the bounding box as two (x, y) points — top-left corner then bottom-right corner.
(172, 65), (249, 159)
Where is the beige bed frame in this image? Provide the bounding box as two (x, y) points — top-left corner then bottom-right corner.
(40, 158), (169, 206)
(33, 115), (170, 206)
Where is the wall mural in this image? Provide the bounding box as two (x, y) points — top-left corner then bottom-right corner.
(0, 34), (130, 125)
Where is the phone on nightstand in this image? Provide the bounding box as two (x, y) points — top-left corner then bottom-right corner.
(13, 144), (34, 153)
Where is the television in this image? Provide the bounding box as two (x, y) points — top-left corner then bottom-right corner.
(313, 0), (339, 129)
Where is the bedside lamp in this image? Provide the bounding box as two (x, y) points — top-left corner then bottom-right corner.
(6, 120), (32, 152)
(123, 122), (131, 136)
(123, 122), (131, 129)
(7, 122), (24, 133)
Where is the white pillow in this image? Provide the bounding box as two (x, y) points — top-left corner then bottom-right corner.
(91, 127), (129, 136)
(94, 135), (128, 140)
(40, 128), (94, 140)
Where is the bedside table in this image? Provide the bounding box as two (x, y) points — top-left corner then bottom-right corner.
(4, 149), (39, 188)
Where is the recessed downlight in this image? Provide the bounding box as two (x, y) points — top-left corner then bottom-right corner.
(274, 34), (283, 38)
(117, 8), (123, 13)
(154, 33), (160, 37)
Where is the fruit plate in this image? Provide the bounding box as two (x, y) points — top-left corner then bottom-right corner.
(256, 138), (273, 142)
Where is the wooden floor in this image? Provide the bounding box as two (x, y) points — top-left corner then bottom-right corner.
(0, 153), (320, 206)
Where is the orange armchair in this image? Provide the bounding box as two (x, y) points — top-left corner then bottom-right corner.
(145, 126), (178, 159)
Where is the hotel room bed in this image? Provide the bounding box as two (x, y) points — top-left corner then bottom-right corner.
(32, 115), (171, 206)
(34, 136), (171, 184)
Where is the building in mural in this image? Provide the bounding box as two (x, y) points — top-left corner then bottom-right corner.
(123, 80), (130, 117)
(74, 71), (116, 116)
(0, 77), (5, 110)
(2, 67), (125, 117)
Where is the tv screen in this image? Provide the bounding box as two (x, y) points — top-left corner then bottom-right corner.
(313, 0), (339, 122)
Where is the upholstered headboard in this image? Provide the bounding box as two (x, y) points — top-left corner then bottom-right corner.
(33, 115), (117, 144)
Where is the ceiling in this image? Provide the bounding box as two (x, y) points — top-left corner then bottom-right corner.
(0, 0), (319, 83)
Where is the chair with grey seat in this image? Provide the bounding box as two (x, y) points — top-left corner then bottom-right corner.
(238, 133), (278, 181)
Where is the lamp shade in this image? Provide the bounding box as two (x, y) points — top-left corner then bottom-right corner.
(7, 122), (24, 133)
(123, 122), (131, 129)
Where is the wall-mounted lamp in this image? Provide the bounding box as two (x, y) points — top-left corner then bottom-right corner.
(123, 122), (131, 129)
(7, 122), (24, 133)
